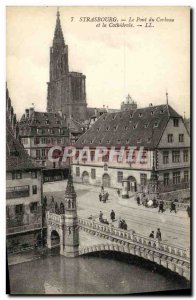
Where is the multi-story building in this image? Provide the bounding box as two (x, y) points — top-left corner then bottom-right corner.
(6, 95), (43, 252)
(72, 103), (190, 202)
(47, 11), (88, 122)
(18, 107), (70, 182)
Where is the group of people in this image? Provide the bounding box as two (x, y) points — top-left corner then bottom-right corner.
(137, 196), (158, 208)
(99, 209), (116, 225)
(149, 228), (162, 241)
(118, 218), (128, 230)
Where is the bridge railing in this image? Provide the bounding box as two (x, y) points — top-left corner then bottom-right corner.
(78, 217), (190, 260)
(46, 212), (65, 225)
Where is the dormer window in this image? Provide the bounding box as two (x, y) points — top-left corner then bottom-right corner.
(106, 127), (109, 131)
(114, 126), (117, 131)
(97, 128), (100, 132)
(124, 126), (128, 130)
(45, 119), (49, 125)
(130, 113), (133, 118)
(99, 139), (102, 144)
(133, 123), (138, 129)
(126, 139), (129, 143)
(139, 113), (143, 117)
(144, 123), (149, 128)
(154, 122), (158, 127)
(147, 138), (151, 143)
(151, 111), (154, 115)
(90, 140), (93, 144)
(112, 115), (116, 120)
(173, 119), (179, 127)
(160, 109), (164, 114)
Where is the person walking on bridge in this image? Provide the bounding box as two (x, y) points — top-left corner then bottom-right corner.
(99, 211), (103, 222)
(110, 210), (115, 222)
(156, 228), (162, 241)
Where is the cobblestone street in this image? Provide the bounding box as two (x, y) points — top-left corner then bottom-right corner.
(44, 180), (190, 248)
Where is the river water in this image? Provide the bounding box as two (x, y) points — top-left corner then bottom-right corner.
(8, 251), (189, 295)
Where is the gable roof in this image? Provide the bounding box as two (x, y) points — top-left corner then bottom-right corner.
(6, 118), (40, 171)
(75, 105), (182, 149)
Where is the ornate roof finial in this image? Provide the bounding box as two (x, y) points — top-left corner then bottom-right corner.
(57, 7), (60, 18)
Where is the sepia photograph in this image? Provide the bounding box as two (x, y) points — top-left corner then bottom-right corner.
(6, 6), (191, 295)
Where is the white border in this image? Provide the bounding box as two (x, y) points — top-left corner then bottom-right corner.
(1, 1), (195, 299)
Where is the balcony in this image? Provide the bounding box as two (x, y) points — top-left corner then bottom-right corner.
(6, 222), (42, 235)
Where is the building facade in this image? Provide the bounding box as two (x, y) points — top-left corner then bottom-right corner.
(6, 94), (43, 252)
(72, 104), (190, 202)
(18, 108), (70, 182)
(47, 11), (88, 122)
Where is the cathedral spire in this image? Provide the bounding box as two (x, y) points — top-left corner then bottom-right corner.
(53, 9), (65, 48)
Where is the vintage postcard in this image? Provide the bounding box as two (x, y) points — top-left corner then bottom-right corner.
(6, 6), (191, 295)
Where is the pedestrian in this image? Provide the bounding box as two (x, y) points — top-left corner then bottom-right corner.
(101, 185), (104, 193)
(122, 220), (127, 230)
(110, 210), (115, 222)
(153, 197), (157, 208)
(117, 189), (120, 197)
(106, 192), (109, 201)
(156, 228), (162, 241)
(186, 205), (190, 218)
(102, 193), (106, 203)
(158, 200), (164, 213)
(99, 193), (102, 202)
(136, 196), (140, 206)
(149, 231), (154, 238)
(118, 217), (122, 229)
(99, 211), (103, 222)
(170, 200), (176, 213)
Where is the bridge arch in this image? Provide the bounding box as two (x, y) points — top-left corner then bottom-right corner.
(51, 230), (60, 248)
(79, 243), (190, 281)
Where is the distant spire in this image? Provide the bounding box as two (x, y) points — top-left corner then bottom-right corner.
(53, 8), (65, 47)
(166, 89), (169, 106)
(184, 111), (186, 119)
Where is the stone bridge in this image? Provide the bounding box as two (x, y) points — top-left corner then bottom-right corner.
(78, 218), (190, 281)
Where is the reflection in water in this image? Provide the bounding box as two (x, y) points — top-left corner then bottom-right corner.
(9, 251), (189, 295)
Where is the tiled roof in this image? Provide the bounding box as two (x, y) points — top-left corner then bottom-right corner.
(6, 118), (40, 171)
(75, 105), (182, 149)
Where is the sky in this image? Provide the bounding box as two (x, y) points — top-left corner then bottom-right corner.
(6, 6), (190, 119)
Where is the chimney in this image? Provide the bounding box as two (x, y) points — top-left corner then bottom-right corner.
(29, 107), (34, 118)
(25, 109), (29, 118)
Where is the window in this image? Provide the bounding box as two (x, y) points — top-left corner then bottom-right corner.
(106, 127), (109, 131)
(163, 151), (169, 164)
(164, 173), (169, 186)
(168, 134), (173, 143)
(151, 111), (154, 115)
(184, 171), (189, 183)
(179, 134), (184, 142)
(15, 204), (23, 215)
(144, 123), (149, 128)
(117, 171), (123, 183)
(32, 185), (37, 195)
(45, 119), (49, 124)
(16, 172), (22, 179)
(30, 202), (38, 213)
(133, 124), (137, 129)
(183, 150), (189, 162)
(139, 113), (143, 117)
(173, 172), (180, 185)
(91, 168), (96, 179)
(154, 122), (158, 127)
(22, 138), (28, 145)
(112, 115), (116, 120)
(124, 126), (128, 130)
(42, 148), (46, 157)
(31, 171), (37, 178)
(130, 113), (133, 118)
(172, 150), (180, 163)
(140, 173), (147, 186)
(36, 149), (40, 159)
(147, 138), (151, 143)
(97, 128), (100, 132)
(173, 119), (179, 127)
(34, 137), (40, 145)
(106, 140), (110, 144)
(76, 167), (80, 177)
(114, 126), (117, 131)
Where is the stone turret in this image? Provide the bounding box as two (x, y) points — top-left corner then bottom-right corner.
(60, 172), (79, 257)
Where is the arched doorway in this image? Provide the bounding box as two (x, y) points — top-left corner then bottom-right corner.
(127, 176), (137, 192)
(82, 171), (89, 184)
(102, 173), (111, 187)
(51, 230), (60, 248)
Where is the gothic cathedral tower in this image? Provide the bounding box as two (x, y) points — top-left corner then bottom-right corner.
(47, 11), (88, 122)
(60, 172), (79, 257)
